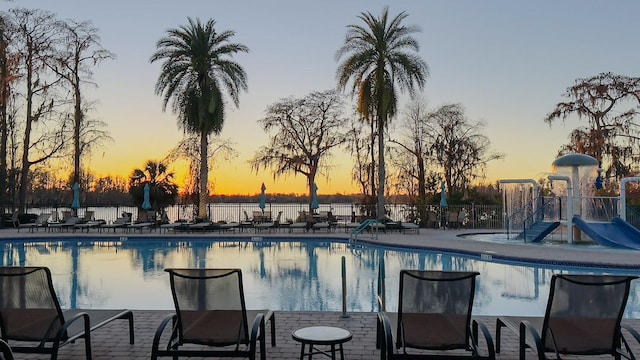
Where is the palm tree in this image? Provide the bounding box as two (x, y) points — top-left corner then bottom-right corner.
(129, 160), (179, 211)
(150, 18), (248, 218)
(336, 7), (428, 219)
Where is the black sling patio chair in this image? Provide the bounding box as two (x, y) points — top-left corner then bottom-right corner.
(379, 270), (495, 359)
(0, 339), (14, 360)
(0, 266), (134, 360)
(151, 268), (276, 360)
(496, 274), (640, 359)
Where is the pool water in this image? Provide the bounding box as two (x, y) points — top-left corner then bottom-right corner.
(2, 238), (639, 318)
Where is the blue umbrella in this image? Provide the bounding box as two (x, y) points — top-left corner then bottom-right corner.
(259, 183), (266, 210)
(440, 181), (448, 208)
(311, 183), (319, 210)
(71, 183), (80, 210)
(141, 183), (152, 210)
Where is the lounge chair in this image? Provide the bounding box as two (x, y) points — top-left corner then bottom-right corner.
(0, 339), (14, 360)
(17, 213), (51, 233)
(255, 211), (282, 233)
(99, 215), (131, 233)
(187, 221), (217, 232)
(151, 268), (276, 360)
(73, 219), (106, 233)
(0, 266), (134, 359)
(47, 216), (80, 232)
(401, 222), (420, 234)
(379, 270), (495, 359)
(496, 274), (640, 359)
(79, 210), (94, 223)
(159, 220), (189, 233)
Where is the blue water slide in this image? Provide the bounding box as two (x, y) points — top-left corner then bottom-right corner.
(573, 215), (640, 250)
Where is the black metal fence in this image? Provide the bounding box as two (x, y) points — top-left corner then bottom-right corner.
(0, 202), (505, 229)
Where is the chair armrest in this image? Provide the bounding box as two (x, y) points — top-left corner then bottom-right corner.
(151, 314), (177, 354)
(380, 313), (395, 360)
(58, 311), (91, 345)
(250, 312), (266, 360)
(620, 324), (640, 358)
(520, 319), (545, 359)
(472, 319), (496, 359)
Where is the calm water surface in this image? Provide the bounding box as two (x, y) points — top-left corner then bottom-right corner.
(2, 237), (639, 318)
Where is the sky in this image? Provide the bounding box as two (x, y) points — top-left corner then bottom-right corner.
(4, 0), (640, 196)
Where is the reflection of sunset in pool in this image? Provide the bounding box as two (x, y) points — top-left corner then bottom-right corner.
(4, 238), (640, 318)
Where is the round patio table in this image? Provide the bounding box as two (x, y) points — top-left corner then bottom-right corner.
(292, 326), (352, 359)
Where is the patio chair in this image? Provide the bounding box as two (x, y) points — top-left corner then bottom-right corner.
(255, 211), (282, 233)
(47, 216), (80, 232)
(151, 268), (276, 360)
(379, 270), (495, 359)
(0, 339), (14, 360)
(17, 213), (51, 233)
(426, 211), (439, 229)
(0, 266), (134, 360)
(99, 215), (131, 232)
(496, 274), (640, 360)
(447, 211), (460, 229)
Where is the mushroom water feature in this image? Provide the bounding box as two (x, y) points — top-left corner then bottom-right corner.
(501, 153), (640, 248)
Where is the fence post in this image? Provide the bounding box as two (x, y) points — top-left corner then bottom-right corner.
(341, 256), (349, 318)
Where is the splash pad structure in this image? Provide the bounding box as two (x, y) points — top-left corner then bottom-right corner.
(500, 153), (640, 248)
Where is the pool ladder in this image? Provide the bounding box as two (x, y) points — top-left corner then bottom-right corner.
(349, 219), (381, 244)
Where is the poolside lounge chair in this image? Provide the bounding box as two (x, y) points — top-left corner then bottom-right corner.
(496, 274), (640, 360)
(17, 213), (51, 233)
(187, 220), (217, 232)
(99, 215), (131, 232)
(0, 266), (134, 360)
(159, 220), (189, 233)
(401, 222), (420, 234)
(379, 270), (495, 359)
(255, 211), (282, 233)
(151, 268), (276, 360)
(73, 219), (106, 233)
(47, 216), (80, 232)
(126, 210), (155, 232)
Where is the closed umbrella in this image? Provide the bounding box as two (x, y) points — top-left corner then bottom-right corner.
(440, 181), (448, 208)
(71, 183), (80, 210)
(142, 183), (152, 210)
(311, 183), (319, 211)
(259, 183), (266, 211)
(440, 181), (448, 228)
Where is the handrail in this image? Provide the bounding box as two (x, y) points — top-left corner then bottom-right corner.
(349, 219), (380, 244)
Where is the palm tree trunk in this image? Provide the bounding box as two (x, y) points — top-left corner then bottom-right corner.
(198, 133), (208, 219)
(377, 113), (385, 220)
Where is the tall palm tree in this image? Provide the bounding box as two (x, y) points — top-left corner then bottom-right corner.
(336, 7), (428, 219)
(150, 18), (248, 218)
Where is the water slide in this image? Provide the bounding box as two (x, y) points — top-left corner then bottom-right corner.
(573, 215), (640, 249)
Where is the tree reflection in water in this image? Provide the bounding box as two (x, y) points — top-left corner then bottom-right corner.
(0, 238), (639, 318)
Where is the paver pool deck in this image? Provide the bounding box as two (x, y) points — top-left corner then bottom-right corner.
(1, 227), (639, 359)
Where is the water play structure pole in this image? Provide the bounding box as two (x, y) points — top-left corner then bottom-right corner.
(620, 177), (640, 221)
(548, 175), (574, 244)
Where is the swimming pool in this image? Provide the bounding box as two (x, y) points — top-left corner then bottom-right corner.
(2, 237), (639, 318)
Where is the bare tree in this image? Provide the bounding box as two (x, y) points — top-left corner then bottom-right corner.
(51, 19), (114, 186)
(165, 135), (237, 206)
(427, 103), (504, 195)
(10, 8), (67, 211)
(251, 90), (352, 211)
(545, 72), (640, 180)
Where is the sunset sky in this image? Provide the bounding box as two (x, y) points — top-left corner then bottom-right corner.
(6, 0), (640, 195)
